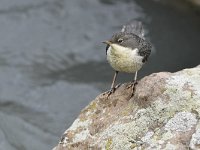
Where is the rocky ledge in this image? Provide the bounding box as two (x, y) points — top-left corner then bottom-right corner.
(54, 65), (200, 150)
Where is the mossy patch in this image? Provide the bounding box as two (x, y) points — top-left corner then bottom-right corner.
(105, 138), (112, 150)
(87, 101), (97, 111)
(82, 101), (97, 115)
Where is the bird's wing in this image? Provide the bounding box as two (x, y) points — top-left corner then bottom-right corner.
(138, 39), (152, 62)
(121, 21), (145, 39)
(122, 21), (152, 62)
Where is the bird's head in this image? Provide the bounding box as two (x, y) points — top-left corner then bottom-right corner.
(103, 32), (140, 52)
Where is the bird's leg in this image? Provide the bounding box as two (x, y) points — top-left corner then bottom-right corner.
(134, 71), (138, 82)
(127, 71), (138, 97)
(104, 71), (119, 97)
(127, 71), (138, 87)
(111, 71), (118, 89)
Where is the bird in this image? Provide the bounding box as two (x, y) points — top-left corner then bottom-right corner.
(103, 21), (152, 96)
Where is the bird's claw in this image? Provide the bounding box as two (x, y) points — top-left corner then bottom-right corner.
(102, 88), (115, 98)
(127, 80), (138, 89)
(127, 80), (138, 97)
(103, 83), (122, 98)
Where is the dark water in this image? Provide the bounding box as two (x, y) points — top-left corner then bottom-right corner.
(0, 0), (199, 149)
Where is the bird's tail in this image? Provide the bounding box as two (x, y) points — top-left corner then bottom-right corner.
(121, 21), (145, 39)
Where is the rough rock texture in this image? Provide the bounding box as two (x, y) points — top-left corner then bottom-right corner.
(54, 65), (200, 150)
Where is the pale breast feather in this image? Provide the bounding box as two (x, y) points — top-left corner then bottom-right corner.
(106, 44), (144, 73)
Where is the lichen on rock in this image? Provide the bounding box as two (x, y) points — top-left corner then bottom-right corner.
(53, 65), (200, 150)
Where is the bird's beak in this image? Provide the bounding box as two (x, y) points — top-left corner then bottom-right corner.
(102, 41), (112, 45)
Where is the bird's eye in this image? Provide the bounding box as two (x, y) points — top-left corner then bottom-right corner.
(118, 38), (123, 43)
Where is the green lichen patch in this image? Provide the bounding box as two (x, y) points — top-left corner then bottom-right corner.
(105, 138), (113, 150)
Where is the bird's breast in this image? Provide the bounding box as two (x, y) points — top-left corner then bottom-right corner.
(107, 44), (144, 73)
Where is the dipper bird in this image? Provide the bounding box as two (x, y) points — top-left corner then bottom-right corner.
(103, 21), (151, 95)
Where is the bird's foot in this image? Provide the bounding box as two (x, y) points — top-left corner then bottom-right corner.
(127, 80), (138, 89)
(106, 88), (116, 97)
(103, 89), (114, 99)
(103, 83), (122, 98)
(127, 80), (138, 97)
